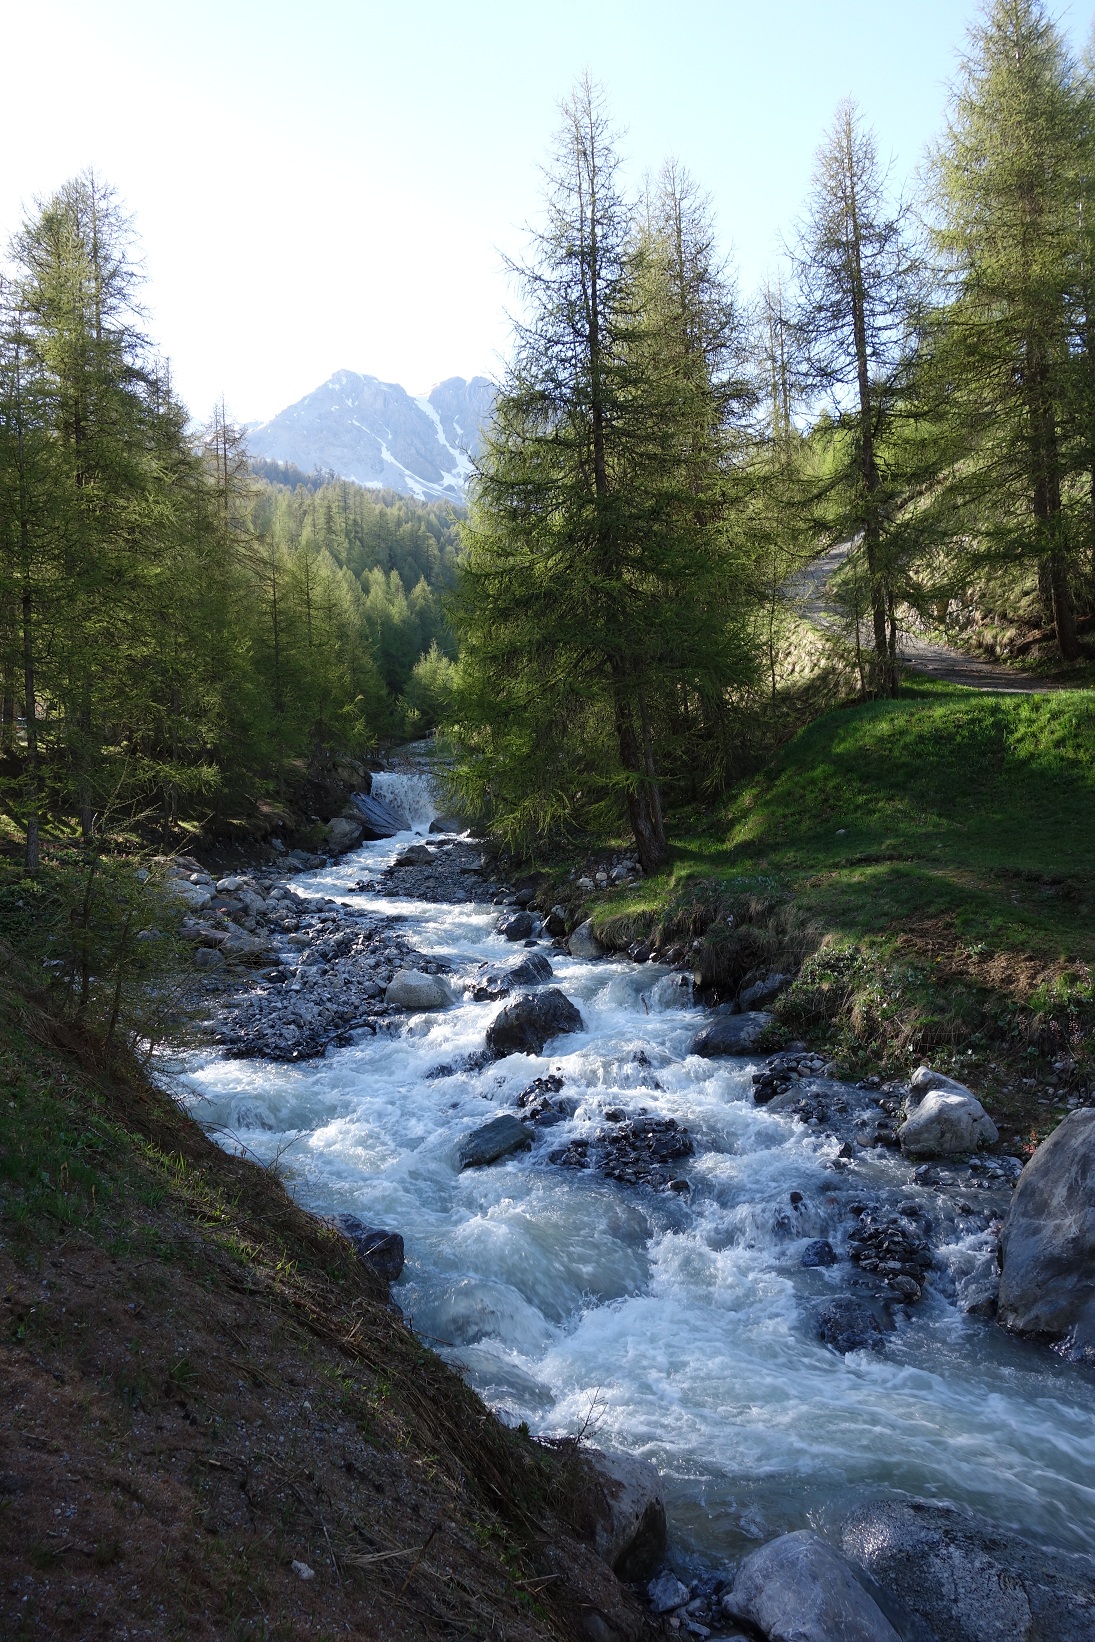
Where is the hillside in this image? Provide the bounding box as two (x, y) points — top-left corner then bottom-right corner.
(0, 976), (655, 1642)
(247, 372), (495, 501)
(585, 680), (1095, 1144)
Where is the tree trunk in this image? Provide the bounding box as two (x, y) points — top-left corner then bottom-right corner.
(1028, 337), (1079, 662)
(612, 674), (668, 874)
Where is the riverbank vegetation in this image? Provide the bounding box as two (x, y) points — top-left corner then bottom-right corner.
(567, 680), (1095, 1144)
(450, 1), (1095, 871)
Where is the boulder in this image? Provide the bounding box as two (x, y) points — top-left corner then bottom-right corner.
(690, 1011), (773, 1057)
(469, 951), (554, 1001)
(568, 919), (605, 960)
(193, 946), (224, 970)
(909, 1064), (977, 1097)
(458, 1114), (535, 1169)
(997, 1108), (1095, 1353)
(325, 816), (364, 854)
(350, 791), (405, 839)
(326, 1213), (405, 1282)
(497, 909), (535, 941)
(544, 905), (569, 937)
(486, 989), (585, 1059)
(385, 969), (454, 1011)
(646, 1571), (689, 1615)
(739, 972), (791, 1011)
(428, 814), (464, 834)
(841, 1497), (1095, 1642)
(395, 844), (433, 867)
(816, 1298), (884, 1354)
(898, 1089), (998, 1158)
(585, 1449), (667, 1582)
(726, 1530), (900, 1642)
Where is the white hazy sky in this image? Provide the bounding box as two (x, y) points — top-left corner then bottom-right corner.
(2, 0), (1091, 424)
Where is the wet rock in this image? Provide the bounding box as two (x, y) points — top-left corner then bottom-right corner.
(691, 1011), (772, 1058)
(568, 919), (605, 960)
(997, 1108), (1095, 1356)
(469, 951), (553, 1002)
(458, 1114), (535, 1169)
(544, 905), (569, 937)
(486, 989), (585, 1059)
(647, 1571), (690, 1614)
(751, 1050), (830, 1104)
(802, 1238), (837, 1268)
(326, 1214), (405, 1282)
(847, 1210), (932, 1305)
(350, 790), (405, 838)
(586, 1448), (667, 1582)
(647, 972), (694, 1012)
(898, 1088), (998, 1158)
(726, 1530), (901, 1642)
(627, 941), (651, 964)
(516, 1074), (571, 1127)
(497, 909), (535, 941)
(385, 969), (454, 1010)
(816, 1298), (884, 1354)
(326, 816), (364, 854)
(550, 1115), (693, 1190)
(840, 1497), (1095, 1642)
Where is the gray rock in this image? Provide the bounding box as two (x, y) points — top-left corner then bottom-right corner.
(802, 1238), (837, 1268)
(325, 816), (364, 854)
(470, 951), (554, 1001)
(486, 988), (585, 1059)
(193, 946), (224, 969)
(458, 1114), (535, 1169)
(428, 814), (464, 833)
(816, 1298), (884, 1354)
(841, 1497), (1095, 1642)
(497, 909), (535, 941)
(544, 905), (569, 937)
(997, 1108), (1095, 1352)
(647, 1571), (690, 1614)
(326, 1214), (405, 1282)
(909, 1064), (977, 1098)
(568, 919), (605, 960)
(739, 972), (791, 1011)
(350, 791), (405, 839)
(898, 1089), (998, 1158)
(586, 1448), (667, 1582)
(385, 969), (454, 1010)
(690, 1012), (773, 1058)
(727, 1530), (900, 1642)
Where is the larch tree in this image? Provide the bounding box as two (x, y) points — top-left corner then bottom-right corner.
(931, 0), (1084, 660)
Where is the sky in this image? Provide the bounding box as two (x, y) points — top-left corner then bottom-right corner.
(2, 0), (1092, 425)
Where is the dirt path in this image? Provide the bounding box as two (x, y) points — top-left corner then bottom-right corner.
(788, 539), (1064, 693)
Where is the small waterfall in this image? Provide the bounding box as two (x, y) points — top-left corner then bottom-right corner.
(371, 768), (440, 834)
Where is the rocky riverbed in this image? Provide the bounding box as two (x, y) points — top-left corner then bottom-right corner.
(176, 779), (1095, 1642)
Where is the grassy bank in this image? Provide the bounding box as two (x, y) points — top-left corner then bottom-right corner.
(580, 680), (1095, 1147)
(0, 973), (653, 1641)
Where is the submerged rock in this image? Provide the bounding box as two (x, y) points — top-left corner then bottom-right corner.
(690, 1011), (772, 1057)
(586, 1448), (667, 1582)
(727, 1529), (901, 1642)
(997, 1108), (1095, 1356)
(816, 1297), (884, 1354)
(486, 989), (585, 1059)
(841, 1496), (1095, 1642)
(458, 1113), (535, 1169)
(468, 951), (553, 1001)
(549, 1114), (693, 1190)
(802, 1238), (837, 1268)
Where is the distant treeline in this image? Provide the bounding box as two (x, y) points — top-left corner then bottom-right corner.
(0, 175), (460, 870)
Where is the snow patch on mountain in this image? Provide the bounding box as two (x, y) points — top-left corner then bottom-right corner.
(247, 370), (493, 500)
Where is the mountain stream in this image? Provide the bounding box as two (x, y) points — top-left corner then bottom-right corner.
(178, 764), (1095, 1577)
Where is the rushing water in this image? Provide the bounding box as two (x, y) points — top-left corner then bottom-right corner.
(180, 764), (1095, 1575)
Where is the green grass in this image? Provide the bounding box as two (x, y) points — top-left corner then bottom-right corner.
(586, 680), (1095, 1118)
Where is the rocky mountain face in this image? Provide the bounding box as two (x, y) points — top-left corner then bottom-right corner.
(246, 370), (494, 500)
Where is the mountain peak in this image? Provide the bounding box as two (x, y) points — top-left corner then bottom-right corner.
(246, 370), (494, 500)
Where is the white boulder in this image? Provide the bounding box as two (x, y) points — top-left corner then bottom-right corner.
(385, 969), (454, 1011)
(898, 1086), (998, 1157)
(568, 919), (605, 960)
